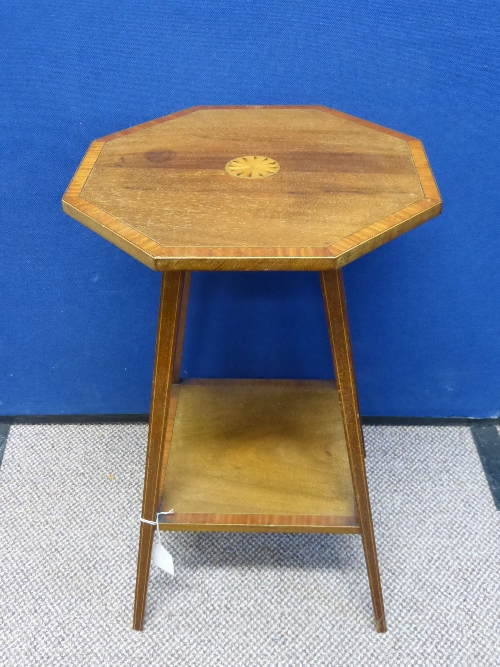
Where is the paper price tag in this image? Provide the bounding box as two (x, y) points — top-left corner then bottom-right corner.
(152, 538), (175, 576)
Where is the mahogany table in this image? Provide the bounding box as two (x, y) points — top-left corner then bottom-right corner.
(62, 105), (441, 632)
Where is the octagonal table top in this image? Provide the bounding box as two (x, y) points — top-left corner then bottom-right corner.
(62, 105), (441, 271)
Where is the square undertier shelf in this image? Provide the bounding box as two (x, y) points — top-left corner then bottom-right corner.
(158, 380), (359, 534)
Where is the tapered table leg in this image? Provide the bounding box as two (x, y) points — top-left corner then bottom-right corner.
(133, 271), (186, 631)
(172, 271), (191, 384)
(321, 269), (386, 633)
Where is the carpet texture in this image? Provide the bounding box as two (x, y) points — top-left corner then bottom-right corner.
(0, 424), (499, 666)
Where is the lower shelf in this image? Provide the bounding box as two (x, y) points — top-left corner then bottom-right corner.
(159, 379), (359, 534)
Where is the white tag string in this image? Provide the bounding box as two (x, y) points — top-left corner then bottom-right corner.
(140, 518), (156, 526)
(140, 509), (174, 527)
(140, 510), (175, 576)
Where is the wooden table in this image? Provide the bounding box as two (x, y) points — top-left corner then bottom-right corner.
(62, 105), (441, 633)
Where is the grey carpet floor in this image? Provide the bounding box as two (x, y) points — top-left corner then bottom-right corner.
(0, 423), (499, 666)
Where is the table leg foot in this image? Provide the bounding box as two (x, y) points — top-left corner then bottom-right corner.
(133, 522), (155, 631)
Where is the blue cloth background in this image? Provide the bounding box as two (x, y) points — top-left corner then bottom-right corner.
(1, 1), (499, 417)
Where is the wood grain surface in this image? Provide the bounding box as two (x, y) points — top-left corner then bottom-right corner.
(158, 380), (358, 533)
(62, 105), (441, 270)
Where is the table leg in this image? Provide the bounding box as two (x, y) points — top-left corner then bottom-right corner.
(320, 269), (387, 633)
(172, 271), (191, 384)
(133, 271), (186, 631)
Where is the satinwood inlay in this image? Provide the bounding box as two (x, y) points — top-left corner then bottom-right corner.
(225, 155), (280, 179)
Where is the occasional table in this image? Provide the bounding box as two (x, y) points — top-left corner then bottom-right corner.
(62, 105), (441, 632)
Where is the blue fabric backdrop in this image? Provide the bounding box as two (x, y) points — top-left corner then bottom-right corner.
(1, 1), (499, 417)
